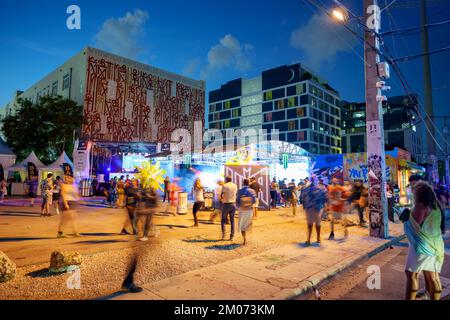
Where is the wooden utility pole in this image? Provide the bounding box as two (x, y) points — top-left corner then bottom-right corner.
(363, 0), (389, 238)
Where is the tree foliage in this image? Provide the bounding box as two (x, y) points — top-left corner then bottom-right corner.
(1, 96), (83, 163)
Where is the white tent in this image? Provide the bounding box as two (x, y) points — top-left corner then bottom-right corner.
(5, 151), (44, 195)
(41, 151), (74, 173)
(6, 150), (44, 172)
(0, 138), (16, 174)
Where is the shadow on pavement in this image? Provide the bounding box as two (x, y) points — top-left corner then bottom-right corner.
(26, 268), (57, 278)
(183, 238), (222, 244)
(0, 212), (41, 217)
(74, 239), (130, 244)
(156, 224), (189, 229)
(0, 237), (56, 242)
(205, 243), (242, 250)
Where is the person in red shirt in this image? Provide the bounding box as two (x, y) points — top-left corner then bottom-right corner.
(327, 178), (350, 240)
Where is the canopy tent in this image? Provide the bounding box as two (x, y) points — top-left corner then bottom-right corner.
(5, 151), (45, 195)
(6, 150), (44, 172)
(40, 151), (74, 172)
(0, 138), (16, 178)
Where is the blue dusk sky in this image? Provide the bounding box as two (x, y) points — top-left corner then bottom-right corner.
(0, 0), (449, 120)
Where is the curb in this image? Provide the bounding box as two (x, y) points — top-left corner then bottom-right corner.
(282, 233), (407, 300)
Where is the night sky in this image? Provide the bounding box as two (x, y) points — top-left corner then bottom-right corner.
(0, 0), (449, 127)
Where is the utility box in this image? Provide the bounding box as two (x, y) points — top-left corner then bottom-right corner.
(377, 62), (390, 79)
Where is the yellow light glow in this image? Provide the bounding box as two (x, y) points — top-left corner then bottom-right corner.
(332, 9), (346, 22)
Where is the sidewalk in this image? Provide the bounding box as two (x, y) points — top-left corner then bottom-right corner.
(111, 223), (405, 300)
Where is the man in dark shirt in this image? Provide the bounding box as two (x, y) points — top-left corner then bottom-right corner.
(249, 177), (261, 218)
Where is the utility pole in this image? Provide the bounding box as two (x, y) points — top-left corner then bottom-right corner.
(363, 0), (389, 238)
(420, 0), (438, 182)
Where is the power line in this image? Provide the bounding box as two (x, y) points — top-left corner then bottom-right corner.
(381, 19), (450, 36)
(306, 0), (449, 152)
(393, 45), (450, 62)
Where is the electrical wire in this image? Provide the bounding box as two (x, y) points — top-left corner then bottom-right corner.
(306, 0), (449, 152)
(381, 19), (450, 36)
(393, 45), (450, 62)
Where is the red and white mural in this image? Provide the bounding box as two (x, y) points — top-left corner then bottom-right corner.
(82, 49), (205, 144)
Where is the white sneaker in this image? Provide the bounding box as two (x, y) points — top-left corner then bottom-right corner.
(139, 237), (149, 242)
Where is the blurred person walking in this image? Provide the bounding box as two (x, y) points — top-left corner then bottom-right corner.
(52, 176), (62, 215)
(191, 178), (204, 227)
(249, 177), (261, 218)
(0, 179), (7, 203)
(117, 176), (126, 208)
(109, 177), (119, 208)
(57, 175), (81, 238)
(404, 181), (445, 300)
(301, 177), (328, 245)
(327, 178), (349, 240)
(236, 179), (256, 245)
(221, 176), (237, 241)
(210, 180), (224, 223)
(270, 177), (279, 209)
(41, 173), (54, 217)
(163, 176), (170, 203)
(135, 187), (159, 241)
(350, 179), (368, 227)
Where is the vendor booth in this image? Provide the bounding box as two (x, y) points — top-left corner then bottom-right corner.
(6, 151), (45, 195)
(0, 138), (16, 179)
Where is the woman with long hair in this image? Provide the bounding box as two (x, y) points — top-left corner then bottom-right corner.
(191, 178), (204, 227)
(404, 181), (445, 300)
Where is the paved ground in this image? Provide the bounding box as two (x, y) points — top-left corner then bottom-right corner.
(0, 197), (406, 300)
(299, 214), (450, 300)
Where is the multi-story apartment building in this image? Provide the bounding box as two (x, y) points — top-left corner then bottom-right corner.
(341, 95), (424, 162)
(208, 64), (342, 154)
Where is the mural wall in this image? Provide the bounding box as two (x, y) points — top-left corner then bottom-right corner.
(344, 153), (397, 184)
(311, 154), (343, 184)
(82, 49), (205, 144)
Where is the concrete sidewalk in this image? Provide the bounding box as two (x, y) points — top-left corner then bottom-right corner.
(112, 223), (405, 300)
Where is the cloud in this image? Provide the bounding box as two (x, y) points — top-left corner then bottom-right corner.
(182, 58), (201, 76)
(200, 34), (254, 79)
(290, 13), (358, 70)
(94, 9), (149, 59)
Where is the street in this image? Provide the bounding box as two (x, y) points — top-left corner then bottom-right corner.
(0, 197), (404, 300)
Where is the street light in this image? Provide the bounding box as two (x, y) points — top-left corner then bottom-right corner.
(331, 8), (348, 22)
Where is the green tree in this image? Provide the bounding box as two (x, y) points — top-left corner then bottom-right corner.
(1, 96), (83, 163)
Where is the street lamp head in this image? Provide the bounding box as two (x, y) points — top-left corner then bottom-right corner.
(331, 8), (348, 23)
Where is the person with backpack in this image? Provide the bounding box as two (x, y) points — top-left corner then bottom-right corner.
(270, 178), (279, 209)
(287, 179), (299, 217)
(191, 178), (204, 227)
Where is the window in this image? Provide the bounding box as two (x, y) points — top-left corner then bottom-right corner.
(297, 131), (306, 141)
(184, 100), (190, 115)
(208, 114), (213, 122)
(224, 101), (231, 109)
(62, 73), (71, 90)
(220, 110), (231, 119)
(288, 120), (297, 131)
(300, 119), (309, 129)
(287, 85), (296, 96)
(232, 108), (240, 118)
(265, 113), (273, 122)
(275, 121), (288, 132)
(296, 83), (306, 95)
(51, 81), (58, 95)
(210, 104), (216, 113)
(272, 88), (285, 99)
(299, 95), (308, 105)
(230, 99), (240, 108)
(264, 91), (273, 101)
(214, 113), (220, 121)
(272, 110), (285, 121)
(223, 120), (231, 129)
(288, 97), (297, 108)
(262, 101), (273, 112)
(310, 96), (317, 108)
(276, 99), (285, 109)
(296, 107), (305, 117)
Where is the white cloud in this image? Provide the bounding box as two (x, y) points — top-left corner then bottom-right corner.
(200, 34), (254, 79)
(290, 13), (358, 70)
(182, 58), (201, 76)
(94, 9), (149, 59)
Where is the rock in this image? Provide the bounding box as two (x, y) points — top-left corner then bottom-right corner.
(0, 251), (16, 283)
(49, 251), (83, 273)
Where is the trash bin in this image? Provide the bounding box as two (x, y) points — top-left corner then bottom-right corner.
(177, 192), (188, 215)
